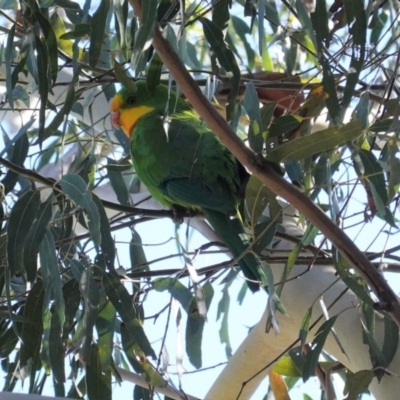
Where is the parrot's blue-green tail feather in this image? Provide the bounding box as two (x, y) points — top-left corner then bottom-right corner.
(202, 209), (260, 292)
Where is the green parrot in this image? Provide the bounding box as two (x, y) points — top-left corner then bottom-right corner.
(110, 81), (261, 292)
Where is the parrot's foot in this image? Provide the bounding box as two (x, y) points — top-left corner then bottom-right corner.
(171, 204), (189, 224)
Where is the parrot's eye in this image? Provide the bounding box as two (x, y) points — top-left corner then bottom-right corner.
(126, 96), (137, 105)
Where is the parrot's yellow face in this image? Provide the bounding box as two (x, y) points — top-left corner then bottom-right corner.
(110, 91), (154, 138)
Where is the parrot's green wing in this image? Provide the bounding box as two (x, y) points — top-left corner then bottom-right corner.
(133, 115), (260, 291)
(131, 114), (241, 212)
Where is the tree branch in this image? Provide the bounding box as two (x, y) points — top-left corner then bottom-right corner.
(115, 367), (201, 400)
(128, 0), (400, 326)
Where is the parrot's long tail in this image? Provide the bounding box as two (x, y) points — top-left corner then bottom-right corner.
(203, 208), (260, 292)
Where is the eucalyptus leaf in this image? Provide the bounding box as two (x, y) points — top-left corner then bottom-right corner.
(186, 282), (214, 369)
(80, 265), (100, 363)
(20, 280), (45, 367)
(302, 316), (338, 382)
(104, 272), (156, 358)
(131, 0), (157, 69)
(86, 344), (112, 400)
(201, 17), (240, 119)
(153, 277), (193, 312)
(120, 323), (166, 387)
(113, 59), (136, 92)
(89, 0), (110, 68)
(59, 174), (101, 250)
(7, 190), (41, 275)
(268, 121), (364, 163)
(96, 294), (116, 372)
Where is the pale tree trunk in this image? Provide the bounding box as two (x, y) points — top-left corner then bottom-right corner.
(205, 216), (400, 399)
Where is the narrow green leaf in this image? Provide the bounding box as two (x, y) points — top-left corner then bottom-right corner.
(146, 52), (163, 93)
(104, 272), (156, 358)
(382, 316), (399, 368)
(1, 128), (30, 194)
(369, 119), (394, 133)
(59, 174), (101, 250)
(252, 220), (277, 254)
(103, 272), (137, 320)
(257, 0), (265, 56)
(296, 0), (317, 49)
(384, 98), (400, 118)
(185, 282), (214, 369)
(320, 56), (340, 122)
(34, 11), (58, 84)
(89, 0), (110, 68)
(302, 316), (338, 382)
(120, 323), (166, 387)
(92, 194), (115, 271)
(114, 0), (128, 48)
(62, 279), (81, 343)
(201, 17), (240, 119)
(80, 265), (100, 362)
(153, 277), (193, 312)
(49, 307), (66, 386)
(272, 355), (302, 377)
(243, 82), (263, 153)
(86, 344), (112, 400)
(341, 0), (366, 113)
(60, 23), (91, 39)
(96, 294), (116, 372)
(131, 0), (157, 69)
(352, 147), (394, 225)
(357, 149), (388, 205)
(11, 84), (30, 107)
(333, 251), (374, 306)
(157, 0), (180, 25)
(69, 259), (85, 282)
(5, 24), (16, 109)
(41, 308), (52, 375)
(230, 16), (255, 69)
(354, 92), (369, 129)
(266, 115), (303, 139)
(267, 120), (364, 163)
(277, 224), (319, 299)
(113, 60), (136, 92)
(133, 385), (150, 400)
(34, 35), (49, 147)
(370, 10), (388, 45)
(42, 79), (79, 139)
(23, 199), (52, 282)
(217, 283), (232, 358)
(39, 229), (65, 325)
(299, 307), (312, 349)
(106, 159), (131, 207)
(245, 176), (275, 227)
(7, 190), (41, 275)
(212, 0), (230, 31)
(20, 280), (45, 367)
(0, 324), (18, 359)
(386, 140), (400, 201)
(50, 11), (85, 59)
(130, 229), (149, 293)
(343, 370), (374, 400)
(362, 320), (387, 381)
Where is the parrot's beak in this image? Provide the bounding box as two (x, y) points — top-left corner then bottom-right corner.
(110, 110), (120, 129)
(110, 96), (122, 129)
